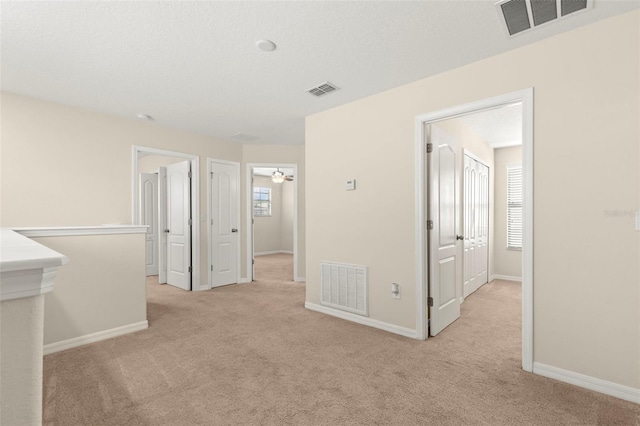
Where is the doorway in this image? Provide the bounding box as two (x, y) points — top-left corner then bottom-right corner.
(132, 146), (200, 291)
(245, 163), (298, 282)
(415, 88), (534, 371)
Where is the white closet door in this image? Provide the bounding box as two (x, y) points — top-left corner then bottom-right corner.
(463, 155), (489, 298)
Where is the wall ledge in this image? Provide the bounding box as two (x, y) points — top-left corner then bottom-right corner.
(13, 225), (148, 237)
(533, 362), (640, 404)
(0, 229), (67, 301)
(304, 302), (417, 339)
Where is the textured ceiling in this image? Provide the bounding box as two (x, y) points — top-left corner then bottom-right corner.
(459, 104), (523, 148)
(2, 1), (638, 146)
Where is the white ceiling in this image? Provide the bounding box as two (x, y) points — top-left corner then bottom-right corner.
(2, 1), (637, 146)
(458, 103), (522, 148)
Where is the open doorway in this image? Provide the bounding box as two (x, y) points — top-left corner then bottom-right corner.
(246, 163), (298, 282)
(133, 146), (200, 291)
(415, 89), (533, 371)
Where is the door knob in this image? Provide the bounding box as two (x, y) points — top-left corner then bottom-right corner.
(164, 229), (170, 233)
(231, 228), (238, 233)
(456, 235), (464, 240)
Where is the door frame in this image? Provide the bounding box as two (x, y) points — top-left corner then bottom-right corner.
(414, 88), (534, 372)
(132, 146), (201, 291)
(245, 162), (299, 282)
(207, 158), (242, 289)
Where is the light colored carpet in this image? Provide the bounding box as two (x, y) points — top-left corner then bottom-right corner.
(43, 264), (639, 425)
(254, 253), (294, 282)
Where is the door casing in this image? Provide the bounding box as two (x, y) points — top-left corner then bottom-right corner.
(245, 163), (300, 282)
(414, 88), (534, 372)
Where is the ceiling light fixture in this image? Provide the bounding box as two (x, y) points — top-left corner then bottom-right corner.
(271, 168), (285, 184)
(256, 39), (277, 52)
(136, 113), (153, 121)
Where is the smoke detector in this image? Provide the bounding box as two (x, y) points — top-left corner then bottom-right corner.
(496, 0), (592, 37)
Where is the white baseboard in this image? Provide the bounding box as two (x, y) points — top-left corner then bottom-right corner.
(533, 362), (640, 404)
(254, 250), (293, 256)
(237, 278), (252, 284)
(43, 321), (149, 355)
(304, 302), (417, 339)
(490, 274), (522, 282)
(294, 277), (306, 283)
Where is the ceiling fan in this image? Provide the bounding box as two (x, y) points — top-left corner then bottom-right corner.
(272, 168), (294, 183)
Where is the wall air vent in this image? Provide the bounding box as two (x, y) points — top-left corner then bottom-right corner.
(307, 82), (339, 97)
(496, 0), (592, 37)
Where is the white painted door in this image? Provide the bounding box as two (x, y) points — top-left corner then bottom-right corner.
(158, 167), (167, 284)
(140, 173), (159, 276)
(210, 162), (238, 287)
(166, 161), (191, 290)
(463, 155), (489, 298)
(428, 125), (461, 336)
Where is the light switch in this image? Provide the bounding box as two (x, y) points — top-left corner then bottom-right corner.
(345, 179), (356, 191)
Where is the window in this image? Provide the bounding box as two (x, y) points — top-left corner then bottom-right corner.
(253, 187), (271, 217)
(507, 164), (523, 249)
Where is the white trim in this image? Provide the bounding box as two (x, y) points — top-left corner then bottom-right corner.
(490, 274), (522, 282)
(254, 250), (294, 256)
(43, 321), (149, 355)
(294, 277), (306, 283)
(246, 163), (299, 282)
(207, 158), (242, 290)
(414, 88), (534, 372)
(237, 278), (252, 284)
(533, 362), (640, 404)
(13, 225), (148, 238)
(304, 302), (417, 339)
(132, 146), (201, 291)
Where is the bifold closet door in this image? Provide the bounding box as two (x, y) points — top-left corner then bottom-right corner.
(463, 155), (489, 298)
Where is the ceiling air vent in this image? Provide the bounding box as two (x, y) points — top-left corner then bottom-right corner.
(496, 0), (591, 36)
(307, 82), (339, 97)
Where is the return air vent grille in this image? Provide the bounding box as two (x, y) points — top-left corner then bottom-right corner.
(307, 82), (339, 97)
(320, 261), (368, 316)
(497, 0), (591, 36)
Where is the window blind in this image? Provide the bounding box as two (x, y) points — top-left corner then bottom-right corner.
(507, 165), (523, 249)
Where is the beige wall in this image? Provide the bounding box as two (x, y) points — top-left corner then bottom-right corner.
(138, 154), (185, 173)
(242, 144), (305, 280)
(34, 234), (146, 345)
(281, 180), (294, 252)
(0, 92), (242, 287)
(306, 11), (639, 389)
(494, 146), (523, 279)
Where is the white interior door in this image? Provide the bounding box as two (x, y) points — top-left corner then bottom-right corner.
(166, 160), (191, 290)
(210, 161), (238, 287)
(158, 167), (167, 284)
(428, 125), (461, 336)
(463, 155), (489, 298)
(140, 173), (159, 276)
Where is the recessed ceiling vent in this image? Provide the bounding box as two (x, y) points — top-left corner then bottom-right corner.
(307, 82), (339, 97)
(497, 0), (591, 36)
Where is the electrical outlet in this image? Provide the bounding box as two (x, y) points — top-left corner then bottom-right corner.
(391, 283), (400, 299)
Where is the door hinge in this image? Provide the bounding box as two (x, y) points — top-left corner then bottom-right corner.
(188, 218), (192, 226)
(427, 297), (433, 307)
(426, 143), (433, 153)
(188, 266), (192, 273)
(427, 220), (434, 230)
(211, 265), (213, 271)
(210, 171), (214, 177)
(252, 259), (255, 265)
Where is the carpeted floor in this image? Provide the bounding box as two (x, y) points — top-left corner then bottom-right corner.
(254, 253), (294, 282)
(42, 258), (640, 425)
